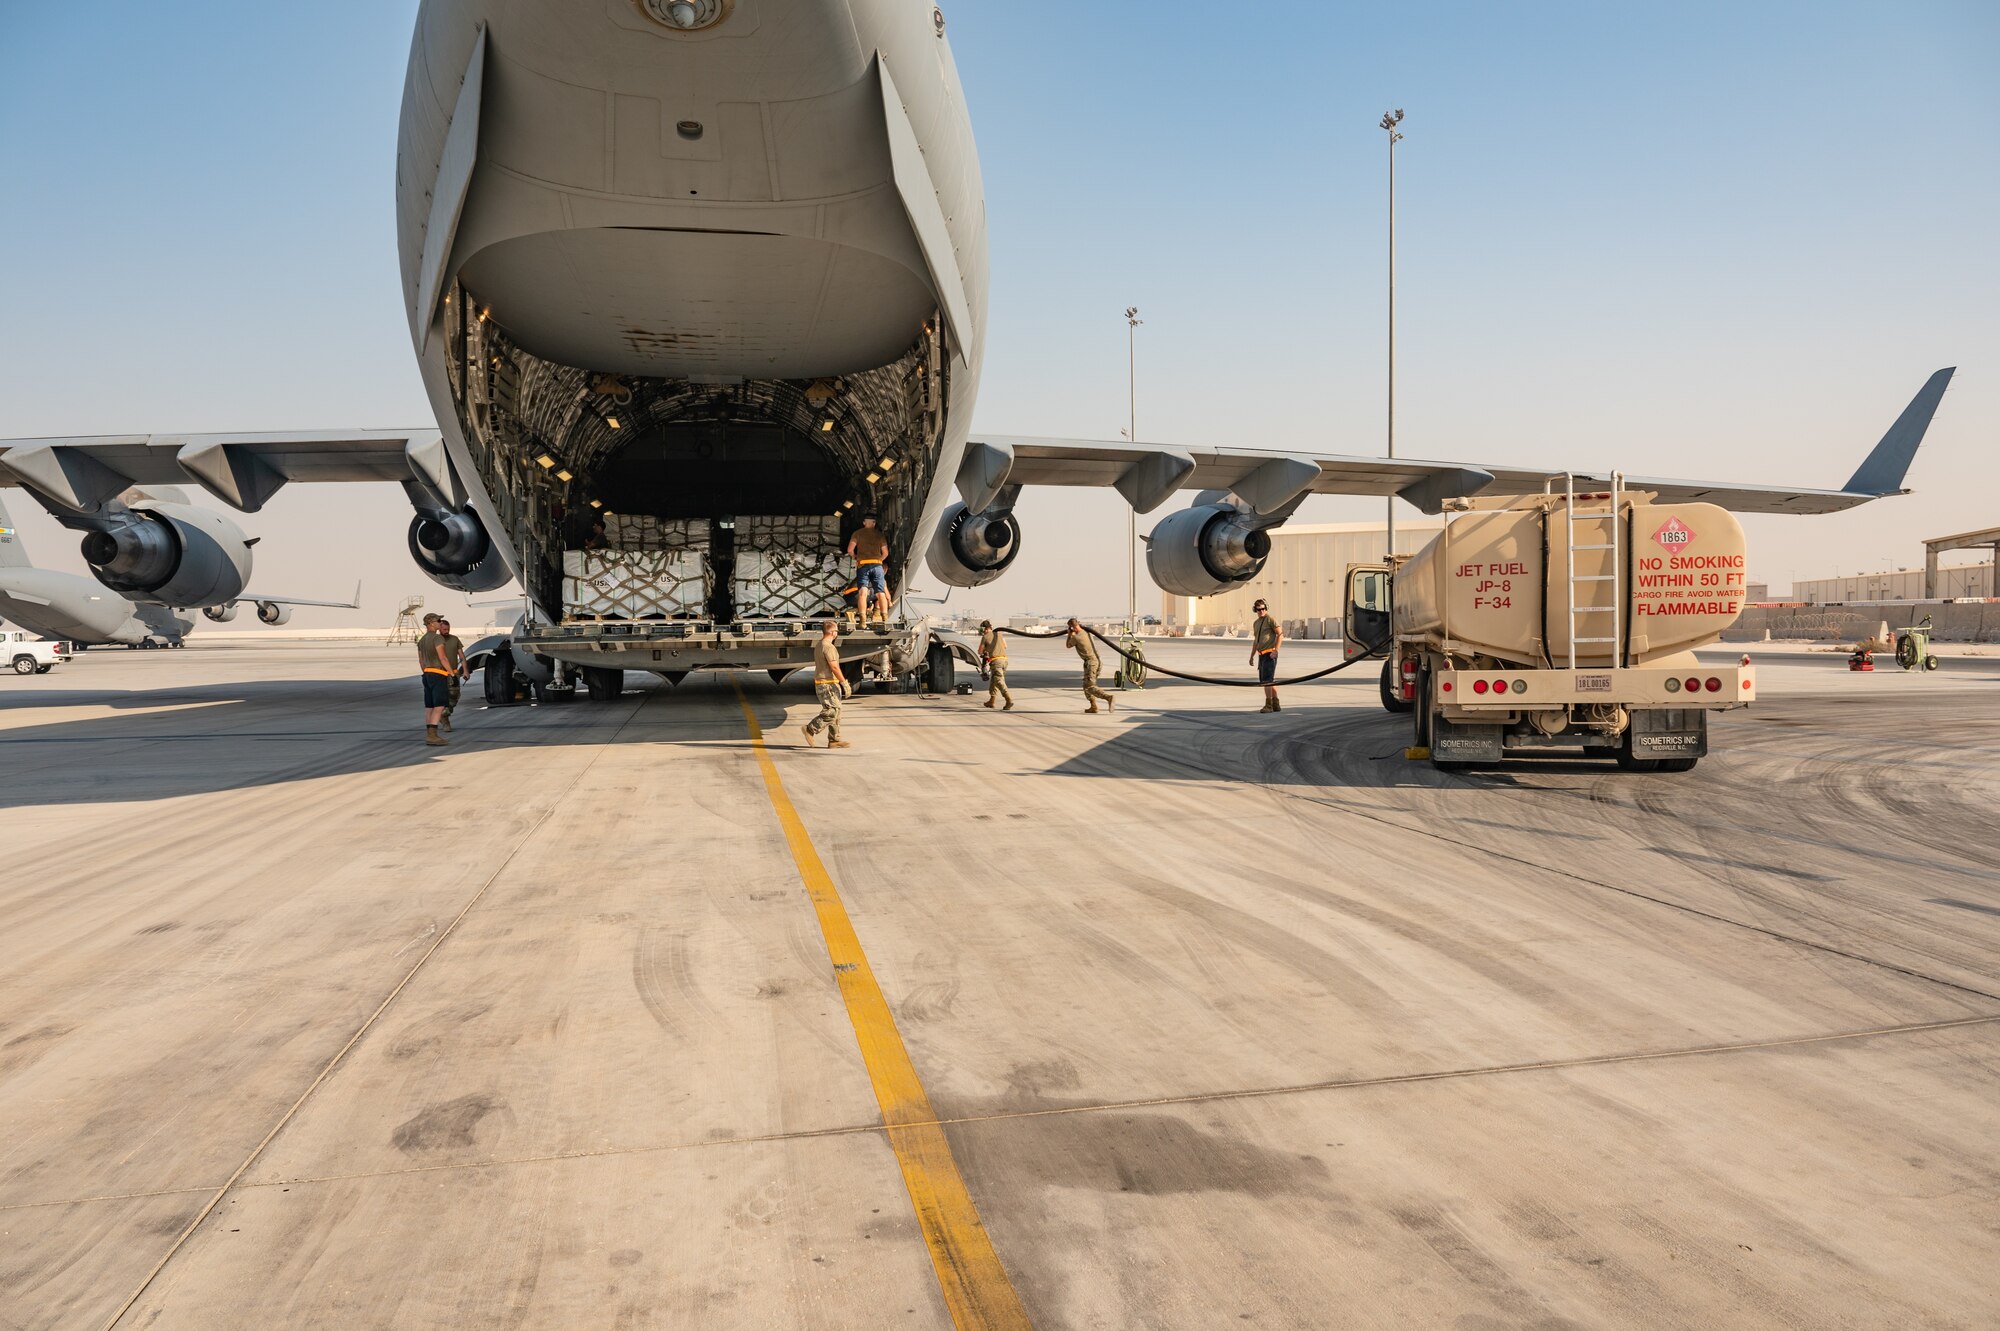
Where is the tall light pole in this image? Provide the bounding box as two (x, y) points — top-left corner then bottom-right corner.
(1380, 108), (1404, 558)
(1125, 305), (1142, 634)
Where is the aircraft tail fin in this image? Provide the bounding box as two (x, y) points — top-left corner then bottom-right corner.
(0, 493), (30, 569)
(1843, 367), (1955, 496)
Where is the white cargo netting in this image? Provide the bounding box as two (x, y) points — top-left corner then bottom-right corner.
(563, 549), (710, 619)
(730, 517), (850, 618)
(737, 515), (840, 551)
(731, 549), (851, 619)
(607, 516), (709, 552)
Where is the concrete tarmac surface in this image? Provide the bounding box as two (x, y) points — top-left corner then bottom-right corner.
(3, 639), (1997, 1329)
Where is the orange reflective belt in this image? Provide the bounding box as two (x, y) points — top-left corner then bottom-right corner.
(857, 558), (883, 566)
(1257, 647), (1279, 654)
(423, 666), (452, 675)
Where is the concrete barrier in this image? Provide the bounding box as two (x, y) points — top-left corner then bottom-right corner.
(1726, 600), (1998, 644)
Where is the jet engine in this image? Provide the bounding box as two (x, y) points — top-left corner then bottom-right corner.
(256, 602), (292, 626)
(407, 507), (510, 593)
(925, 502), (1021, 588)
(202, 603), (239, 623)
(1146, 503), (1272, 597)
(81, 504), (251, 607)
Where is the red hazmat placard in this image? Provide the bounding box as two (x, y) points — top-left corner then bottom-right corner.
(1652, 516), (1695, 552)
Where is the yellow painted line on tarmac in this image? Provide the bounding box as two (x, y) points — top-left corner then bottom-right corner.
(732, 683), (1034, 1330)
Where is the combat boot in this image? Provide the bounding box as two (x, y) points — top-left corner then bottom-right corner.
(425, 725), (448, 747)
(827, 740), (852, 749)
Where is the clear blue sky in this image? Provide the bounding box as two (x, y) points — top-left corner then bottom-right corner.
(2, 1), (1994, 624)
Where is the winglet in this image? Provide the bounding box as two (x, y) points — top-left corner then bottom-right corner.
(1843, 367), (1954, 496)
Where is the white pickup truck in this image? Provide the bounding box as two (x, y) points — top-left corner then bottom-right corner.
(4, 629), (70, 675)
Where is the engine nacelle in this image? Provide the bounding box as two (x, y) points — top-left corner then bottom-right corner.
(1146, 503), (1272, 597)
(407, 508), (510, 593)
(202, 603), (239, 623)
(925, 503), (1022, 589)
(256, 602), (292, 626)
(81, 504), (251, 607)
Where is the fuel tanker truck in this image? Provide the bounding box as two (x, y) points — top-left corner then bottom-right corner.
(1343, 477), (1762, 772)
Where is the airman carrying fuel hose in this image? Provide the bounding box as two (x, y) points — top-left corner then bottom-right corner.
(993, 624), (1389, 689)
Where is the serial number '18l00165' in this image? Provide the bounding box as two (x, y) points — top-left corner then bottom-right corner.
(1576, 674), (1613, 693)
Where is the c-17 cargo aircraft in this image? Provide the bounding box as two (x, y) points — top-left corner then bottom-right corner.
(0, 493), (358, 649)
(0, 1), (1954, 701)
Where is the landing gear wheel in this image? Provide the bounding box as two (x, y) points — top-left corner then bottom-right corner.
(582, 665), (624, 701)
(1380, 657), (1412, 714)
(483, 651), (514, 706)
(924, 640), (954, 694)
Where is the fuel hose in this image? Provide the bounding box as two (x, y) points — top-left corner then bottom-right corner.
(993, 625), (1392, 688)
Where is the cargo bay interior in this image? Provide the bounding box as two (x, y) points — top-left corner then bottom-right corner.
(437, 278), (949, 624)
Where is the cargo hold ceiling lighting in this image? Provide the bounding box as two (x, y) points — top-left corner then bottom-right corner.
(638, 0), (731, 32)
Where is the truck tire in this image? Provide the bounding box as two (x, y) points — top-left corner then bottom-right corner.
(11, 655), (37, 675)
(1380, 657), (1412, 714)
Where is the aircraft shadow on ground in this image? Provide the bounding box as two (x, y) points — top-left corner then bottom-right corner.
(0, 674), (779, 811)
(0, 665), (1683, 812)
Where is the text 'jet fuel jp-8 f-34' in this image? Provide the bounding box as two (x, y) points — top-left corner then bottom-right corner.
(0, 1), (1954, 701)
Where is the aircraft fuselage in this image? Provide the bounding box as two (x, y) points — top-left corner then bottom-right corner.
(396, 0), (987, 657)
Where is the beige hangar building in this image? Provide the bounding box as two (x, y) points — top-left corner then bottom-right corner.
(1161, 520), (1444, 637)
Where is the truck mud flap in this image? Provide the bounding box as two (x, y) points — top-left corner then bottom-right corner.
(1630, 708), (1708, 759)
(1432, 716), (1505, 763)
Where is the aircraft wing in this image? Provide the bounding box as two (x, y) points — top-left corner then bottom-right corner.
(0, 430), (442, 512)
(229, 581), (363, 611)
(967, 368), (1955, 518)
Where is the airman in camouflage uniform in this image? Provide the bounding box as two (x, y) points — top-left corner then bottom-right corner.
(800, 620), (851, 749)
(1065, 617), (1114, 713)
(979, 620), (1013, 710)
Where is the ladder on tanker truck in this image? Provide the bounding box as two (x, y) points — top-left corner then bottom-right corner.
(1556, 473), (1624, 670)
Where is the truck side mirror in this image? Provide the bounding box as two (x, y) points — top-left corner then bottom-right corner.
(1344, 565), (1392, 660)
